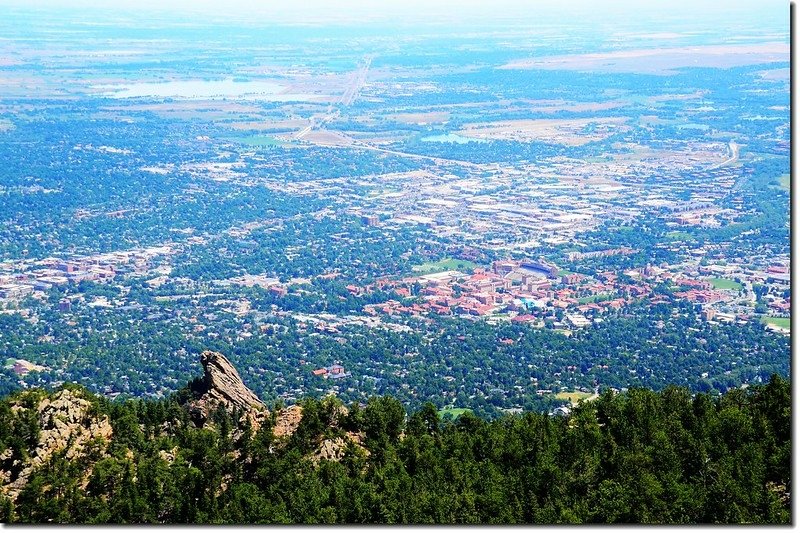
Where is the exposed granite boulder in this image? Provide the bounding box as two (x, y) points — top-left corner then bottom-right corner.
(270, 401), (369, 464)
(311, 432), (368, 464)
(186, 351), (267, 428)
(0, 388), (113, 500)
(273, 405), (303, 438)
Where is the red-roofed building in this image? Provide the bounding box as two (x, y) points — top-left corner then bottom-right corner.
(270, 286), (287, 297)
(676, 278), (712, 290)
(346, 284), (361, 295)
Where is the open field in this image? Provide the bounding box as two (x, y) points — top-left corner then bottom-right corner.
(708, 278), (743, 291)
(439, 407), (473, 419)
(387, 111), (450, 124)
(459, 117), (628, 146)
(102, 101), (268, 122)
(577, 294), (612, 304)
(759, 68), (789, 80)
(522, 99), (627, 113)
(228, 119), (309, 131)
(666, 231), (694, 241)
(556, 391), (593, 404)
(608, 142), (732, 166)
(761, 316), (790, 330)
(300, 130), (355, 147)
(412, 258), (480, 274)
(778, 174), (790, 190)
(500, 42), (789, 75)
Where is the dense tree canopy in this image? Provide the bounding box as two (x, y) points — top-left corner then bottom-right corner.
(0, 375), (790, 524)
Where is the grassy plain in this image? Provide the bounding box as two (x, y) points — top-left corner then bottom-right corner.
(555, 391), (593, 404)
(666, 230), (693, 241)
(412, 258), (480, 274)
(577, 294), (612, 304)
(439, 407), (473, 418)
(708, 278), (743, 291)
(761, 316), (790, 330)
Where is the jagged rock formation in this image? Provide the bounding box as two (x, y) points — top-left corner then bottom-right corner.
(0, 389), (113, 500)
(311, 432), (367, 464)
(273, 405), (303, 438)
(186, 350), (267, 428)
(269, 402), (368, 463)
(0, 352), (367, 510)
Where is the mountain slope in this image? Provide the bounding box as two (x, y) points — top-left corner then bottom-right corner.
(0, 352), (790, 524)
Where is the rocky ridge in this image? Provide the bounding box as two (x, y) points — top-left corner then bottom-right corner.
(0, 351), (367, 506)
(0, 388), (113, 500)
(273, 404), (303, 438)
(187, 350), (268, 428)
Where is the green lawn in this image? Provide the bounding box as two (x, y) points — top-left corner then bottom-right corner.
(778, 174), (790, 191)
(708, 278), (743, 291)
(555, 391), (593, 404)
(761, 316), (790, 330)
(439, 407), (473, 419)
(666, 230), (693, 241)
(412, 258), (480, 274)
(577, 294), (612, 304)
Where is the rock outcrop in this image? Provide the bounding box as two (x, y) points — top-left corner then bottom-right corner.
(311, 432), (367, 464)
(0, 388), (113, 500)
(273, 405), (303, 438)
(186, 350), (267, 428)
(270, 401), (369, 464)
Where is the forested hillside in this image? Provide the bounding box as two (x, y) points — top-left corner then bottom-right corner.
(0, 360), (790, 524)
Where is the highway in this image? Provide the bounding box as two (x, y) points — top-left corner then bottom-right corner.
(295, 55), (372, 140)
(709, 141), (739, 170)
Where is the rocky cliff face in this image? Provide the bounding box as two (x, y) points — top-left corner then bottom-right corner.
(273, 405), (303, 438)
(186, 350), (267, 428)
(0, 388), (113, 500)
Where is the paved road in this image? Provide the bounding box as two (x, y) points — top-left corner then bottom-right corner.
(339, 55), (372, 106)
(709, 140), (739, 170)
(295, 56), (372, 140)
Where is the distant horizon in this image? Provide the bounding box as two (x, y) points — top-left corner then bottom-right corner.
(0, 0), (790, 525)
(0, 0), (789, 30)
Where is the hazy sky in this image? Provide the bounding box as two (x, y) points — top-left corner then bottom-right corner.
(0, 0), (789, 27)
